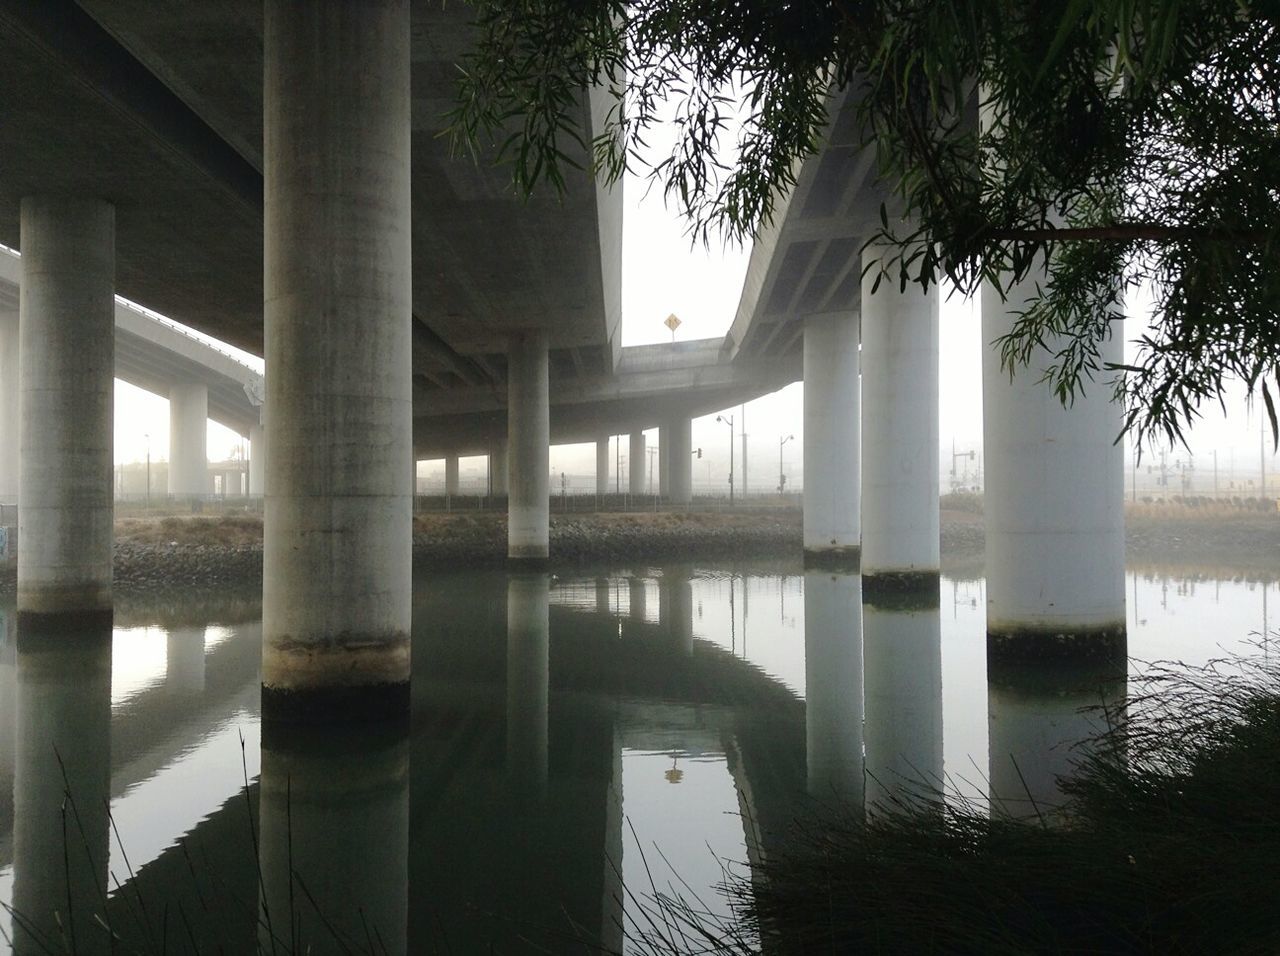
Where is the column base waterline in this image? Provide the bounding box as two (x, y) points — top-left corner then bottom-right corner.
(862, 571), (940, 609)
(803, 546), (861, 572)
(987, 624), (1127, 666)
(262, 681), (410, 724)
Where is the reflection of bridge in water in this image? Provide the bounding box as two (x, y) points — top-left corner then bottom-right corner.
(0, 571), (1125, 953)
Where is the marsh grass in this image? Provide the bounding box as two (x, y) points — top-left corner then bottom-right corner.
(623, 654), (1280, 955)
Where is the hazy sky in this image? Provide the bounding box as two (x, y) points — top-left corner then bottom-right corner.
(111, 166), (1278, 495)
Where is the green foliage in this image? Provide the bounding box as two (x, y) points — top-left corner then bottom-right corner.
(450, 0), (1280, 446)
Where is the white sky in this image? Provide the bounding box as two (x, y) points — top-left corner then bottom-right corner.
(112, 165), (1278, 493)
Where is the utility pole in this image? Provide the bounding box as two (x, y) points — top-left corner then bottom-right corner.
(740, 404), (748, 497)
(716, 413), (734, 504)
(615, 436), (620, 494)
(145, 432), (151, 508)
(647, 445), (658, 496)
(779, 434), (794, 494)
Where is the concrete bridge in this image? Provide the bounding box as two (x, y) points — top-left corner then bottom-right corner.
(0, 0), (1126, 722)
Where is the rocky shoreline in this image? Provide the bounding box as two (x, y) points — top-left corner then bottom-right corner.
(0, 509), (1276, 594)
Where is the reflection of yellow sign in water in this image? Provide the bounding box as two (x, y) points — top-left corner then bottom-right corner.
(665, 754), (683, 784)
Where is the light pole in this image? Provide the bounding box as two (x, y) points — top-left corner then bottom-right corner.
(144, 432), (151, 508)
(715, 413), (734, 504)
(778, 433), (794, 494)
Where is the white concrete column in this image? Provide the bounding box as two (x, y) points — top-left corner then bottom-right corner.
(664, 417), (693, 505)
(804, 570), (864, 804)
(595, 437), (610, 497)
(248, 422), (265, 497)
(658, 427), (671, 496)
(0, 308), (18, 503)
(861, 248), (940, 594)
(802, 310), (861, 567)
(982, 274), (1125, 659)
(506, 573), (549, 795)
(263, 0), (412, 721)
(489, 440), (509, 497)
(260, 727), (409, 954)
(629, 431), (646, 495)
(508, 330), (550, 560)
(13, 632), (112, 953)
(18, 197), (115, 623)
(168, 382), (209, 497)
(863, 601), (942, 815)
(444, 455), (460, 497)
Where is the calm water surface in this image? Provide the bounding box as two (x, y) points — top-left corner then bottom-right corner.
(0, 561), (1273, 953)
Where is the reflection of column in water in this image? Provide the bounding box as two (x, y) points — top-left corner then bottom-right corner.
(803, 571), (864, 804)
(628, 576), (647, 623)
(987, 661), (1126, 820)
(507, 573), (550, 795)
(259, 725), (409, 956)
(659, 568), (694, 655)
(595, 576), (611, 617)
(864, 600), (942, 814)
(0, 609), (15, 837)
(13, 627), (112, 955)
(165, 625), (206, 694)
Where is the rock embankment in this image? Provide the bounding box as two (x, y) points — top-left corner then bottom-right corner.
(1, 508), (1276, 593)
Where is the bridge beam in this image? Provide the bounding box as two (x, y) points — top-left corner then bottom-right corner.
(0, 307), (16, 503)
(262, 0), (412, 721)
(508, 329), (549, 560)
(982, 270), (1125, 662)
(168, 382), (209, 497)
(860, 247), (940, 596)
(802, 310), (861, 568)
(18, 196), (115, 624)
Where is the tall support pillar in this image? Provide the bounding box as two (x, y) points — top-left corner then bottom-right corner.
(444, 455), (460, 497)
(18, 197), (115, 624)
(508, 329), (549, 560)
(629, 431), (646, 495)
(595, 437), (610, 497)
(802, 310), (860, 568)
(0, 307), (17, 503)
(861, 248), (940, 596)
(248, 421), (265, 497)
(982, 275), (1125, 661)
(262, 0), (412, 721)
(168, 382), (209, 497)
(663, 417), (692, 505)
(490, 440), (509, 497)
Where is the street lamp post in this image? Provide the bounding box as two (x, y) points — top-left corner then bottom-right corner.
(779, 433), (794, 494)
(715, 414), (734, 505)
(144, 432), (151, 509)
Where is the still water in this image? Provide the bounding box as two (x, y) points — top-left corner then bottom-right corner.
(0, 562), (1273, 953)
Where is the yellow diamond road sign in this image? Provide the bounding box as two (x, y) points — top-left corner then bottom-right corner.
(664, 313), (681, 332)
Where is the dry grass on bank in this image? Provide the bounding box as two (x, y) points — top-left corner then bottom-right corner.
(116, 514), (263, 547)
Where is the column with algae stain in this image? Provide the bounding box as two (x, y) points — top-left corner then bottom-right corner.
(261, 0), (413, 721)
